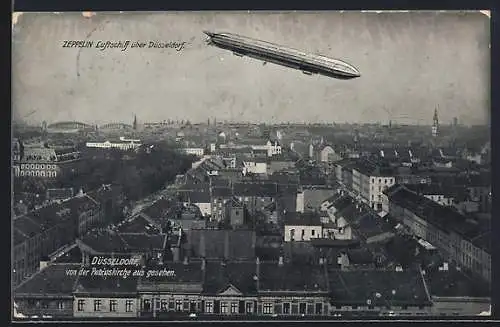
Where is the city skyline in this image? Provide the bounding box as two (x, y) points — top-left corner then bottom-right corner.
(12, 11), (490, 125)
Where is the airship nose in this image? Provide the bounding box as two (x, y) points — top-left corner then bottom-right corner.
(348, 65), (361, 77)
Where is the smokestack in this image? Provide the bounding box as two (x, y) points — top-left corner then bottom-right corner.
(255, 257), (260, 290)
(201, 257), (206, 271)
(224, 230), (230, 260)
(172, 247), (180, 262)
(199, 231), (206, 258)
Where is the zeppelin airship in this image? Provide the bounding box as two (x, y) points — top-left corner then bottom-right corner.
(204, 31), (361, 80)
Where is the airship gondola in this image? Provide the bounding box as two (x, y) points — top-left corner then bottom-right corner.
(204, 31), (361, 80)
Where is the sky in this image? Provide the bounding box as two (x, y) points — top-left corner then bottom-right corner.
(12, 11), (490, 125)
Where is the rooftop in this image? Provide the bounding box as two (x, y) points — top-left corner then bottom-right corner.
(233, 182), (278, 197)
(388, 187), (489, 252)
(284, 211), (322, 226)
(328, 269), (431, 306)
(203, 261), (258, 295)
(259, 262), (328, 293)
(14, 263), (81, 297)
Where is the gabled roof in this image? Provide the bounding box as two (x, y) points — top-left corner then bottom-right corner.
(203, 261), (257, 295)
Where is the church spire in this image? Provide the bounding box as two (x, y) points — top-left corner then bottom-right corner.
(133, 114), (137, 130)
(432, 107), (439, 137)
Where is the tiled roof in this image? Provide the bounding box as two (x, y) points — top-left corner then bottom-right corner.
(14, 216), (41, 241)
(14, 263), (81, 297)
(233, 182), (278, 197)
(347, 248), (374, 264)
(78, 231), (128, 253)
(424, 264), (490, 297)
(388, 187), (487, 251)
(328, 269), (431, 306)
(120, 233), (165, 251)
(188, 229), (256, 260)
(211, 187), (233, 197)
(284, 211), (322, 226)
(203, 261), (258, 295)
(259, 262), (328, 293)
(139, 262), (203, 284)
(115, 215), (161, 234)
(74, 270), (139, 295)
(142, 198), (175, 221)
(179, 191), (211, 203)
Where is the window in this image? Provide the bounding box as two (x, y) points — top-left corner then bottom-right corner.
(283, 303), (291, 314)
(94, 300), (102, 312)
(221, 301), (228, 314)
(175, 300), (182, 311)
(351, 306), (358, 310)
(58, 301), (65, 310)
(205, 301), (214, 313)
(126, 300), (133, 312)
(311, 230), (315, 236)
(109, 300), (117, 312)
(246, 302), (254, 313)
(231, 302), (238, 314)
(183, 300), (189, 311)
(299, 303), (306, 314)
(263, 303), (273, 314)
(161, 300), (168, 311)
(235, 210), (239, 216)
(315, 303), (322, 315)
(143, 299), (151, 312)
(77, 300), (85, 311)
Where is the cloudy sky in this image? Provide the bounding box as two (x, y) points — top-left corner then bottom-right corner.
(12, 11), (490, 125)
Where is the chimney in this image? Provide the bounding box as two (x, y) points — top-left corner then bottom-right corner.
(255, 257), (260, 290)
(278, 256), (284, 266)
(224, 230), (230, 260)
(199, 231), (206, 257)
(201, 257), (206, 271)
(201, 257), (206, 283)
(172, 247), (180, 262)
(39, 260), (50, 271)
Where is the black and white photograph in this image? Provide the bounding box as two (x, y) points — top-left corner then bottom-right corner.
(11, 10), (492, 321)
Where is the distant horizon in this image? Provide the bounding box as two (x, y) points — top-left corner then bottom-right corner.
(12, 118), (490, 128)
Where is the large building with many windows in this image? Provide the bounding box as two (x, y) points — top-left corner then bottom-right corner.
(14, 258), (434, 319)
(384, 185), (491, 284)
(12, 140), (81, 179)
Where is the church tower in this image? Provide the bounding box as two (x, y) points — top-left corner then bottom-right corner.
(432, 108), (439, 137)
